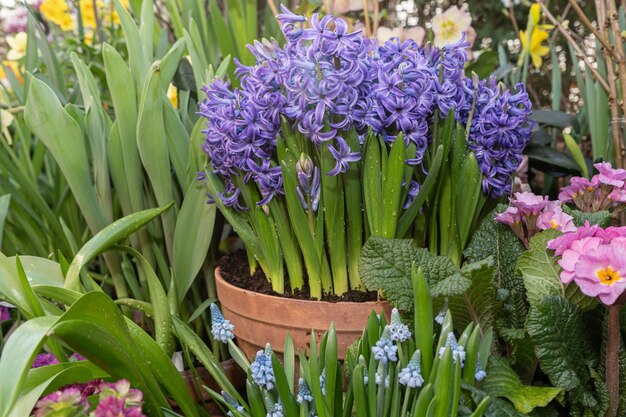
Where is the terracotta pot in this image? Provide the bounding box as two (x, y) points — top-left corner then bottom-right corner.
(215, 266), (393, 360)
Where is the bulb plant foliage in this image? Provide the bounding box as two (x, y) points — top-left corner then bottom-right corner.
(206, 266), (492, 417)
(199, 7), (534, 298)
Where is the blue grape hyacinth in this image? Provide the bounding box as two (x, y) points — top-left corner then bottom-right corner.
(398, 350), (424, 388)
(251, 344), (275, 390)
(210, 303), (235, 344)
(389, 308), (412, 342)
(372, 326), (398, 364)
(439, 332), (466, 366)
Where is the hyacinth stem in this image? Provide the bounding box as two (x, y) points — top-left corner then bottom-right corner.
(606, 305), (621, 417)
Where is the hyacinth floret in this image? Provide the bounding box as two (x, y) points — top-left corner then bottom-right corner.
(398, 350), (424, 388)
(266, 402), (284, 417)
(210, 303), (235, 343)
(389, 308), (412, 342)
(251, 344), (276, 390)
(372, 326), (398, 364)
(319, 368), (327, 395)
(296, 378), (313, 404)
(439, 332), (466, 366)
(296, 154), (321, 211)
(467, 78), (534, 198)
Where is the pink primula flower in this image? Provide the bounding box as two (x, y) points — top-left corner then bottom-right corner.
(595, 162), (626, 187)
(557, 237), (602, 284)
(574, 243), (626, 305)
(536, 202), (576, 233)
(547, 221), (603, 255)
(510, 191), (548, 216)
(494, 206), (522, 225)
(34, 388), (88, 417)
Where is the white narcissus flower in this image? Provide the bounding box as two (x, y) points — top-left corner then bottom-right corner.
(323, 0), (381, 14)
(431, 5), (473, 48)
(6, 32), (28, 61)
(377, 26), (426, 46)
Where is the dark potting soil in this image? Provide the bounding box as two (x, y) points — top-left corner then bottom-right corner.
(217, 251), (379, 302)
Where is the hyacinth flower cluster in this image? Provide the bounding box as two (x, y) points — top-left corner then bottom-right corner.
(495, 191), (576, 247)
(199, 6), (534, 297)
(34, 379), (145, 417)
(559, 162), (626, 213)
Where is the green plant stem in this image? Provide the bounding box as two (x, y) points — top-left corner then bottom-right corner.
(606, 305), (621, 417)
(400, 388), (412, 417)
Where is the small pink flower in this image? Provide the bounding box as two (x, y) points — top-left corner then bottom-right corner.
(32, 353), (59, 368)
(536, 203), (576, 232)
(557, 237), (602, 284)
(100, 380), (143, 407)
(547, 221), (603, 255)
(0, 306), (10, 321)
(608, 187), (626, 203)
(510, 192), (548, 216)
(94, 396), (146, 417)
(594, 162), (626, 187)
(34, 388), (88, 417)
(573, 244), (626, 305)
(495, 206), (522, 225)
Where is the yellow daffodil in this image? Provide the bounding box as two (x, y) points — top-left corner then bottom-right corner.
(79, 0), (105, 29)
(6, 32), (27, 61)
(431, 5), (474, 48)
(529, 3), (541, 25)
(520, 26), (550, 68)
(0, 61), (24, 84)
(167, 84), (178, 108)
(40, 0), (74, 31)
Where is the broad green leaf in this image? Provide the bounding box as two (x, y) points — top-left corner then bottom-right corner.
(8, 256), (64, 287)
(137, 63), (177, 259)
(172, 181), (216, 305)
(359, 237), (460, 312)
(24, 78), (109, 234)
(0, 194), (10, 247)
(563, 206), (612, 228)
(65, 204), (173, 291)
(483, 357), (562, 413)
(517, 230), (595, 311)
(526, 296), (590, 392)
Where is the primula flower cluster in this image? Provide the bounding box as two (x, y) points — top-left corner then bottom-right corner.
(548, 223), (626, 305)
(199, 6), (533, 210)
(495, 191), (576, 246)
(559, 162), (626, 212)
(34, 379), (145, 417)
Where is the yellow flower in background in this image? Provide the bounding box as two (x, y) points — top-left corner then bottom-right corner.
(520, 26), (550, 68)
(0, 61), (24, 84)
(167, 84), (178, 108)
(529, 3), (541, 25)
(6, 32), (27, 61)
(80, 0), (105, 29)
(40, 0), (74, 31)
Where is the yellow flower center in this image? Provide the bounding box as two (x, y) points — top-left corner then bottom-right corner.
(597, 267), (621, 285)
(439, 20), (459, 40)
(550, 220), (558, 228)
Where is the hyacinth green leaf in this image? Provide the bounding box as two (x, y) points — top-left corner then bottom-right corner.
(456, 152), (483, 249)
(158, 38), (186, 91)
(137, 63), (177, 259)
(526, 296), (590, 392)
(9, 256), (64, 288)
(0, 316), (59, 417)
(271, 354), (299, 416)
(64, 203), (173, 291)
(8, 363), (107, 417)
(363, 131), (383, 236)
(163, 100), (189, 190)
(0, 252), (36, 317)
(102, 44), (144, 215)
(562, 132), (589, 178)
(172, 180), (216, 305)
(382, 133), (406, 238)
(172, 316), (245, 406)
(113, 0), (149, 90)
(396, 144), (444, 238)
(24, 78), (109, 234)
(0, 194), (11, 247)
(139, 0), (155, 63)
(482, 357), (562, 413)
(209, 0), (237, 72)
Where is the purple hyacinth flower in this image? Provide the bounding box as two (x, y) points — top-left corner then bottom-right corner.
(327, 138), (360, 176)
(296, 154), (321, 211)
(0, 306), (10, 322)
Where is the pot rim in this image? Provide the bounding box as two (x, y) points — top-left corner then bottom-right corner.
(215, 265), (387, 307)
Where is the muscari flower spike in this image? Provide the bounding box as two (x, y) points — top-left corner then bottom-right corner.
(398, 350), (424, 388)
(389, 308), (412, 342)
(210, 303), (235, 343)
(359, 355), (369, 386)
(475, 353), (487, 381)
(435, 302), (448, 325)
(375, 362), (390, 387)
(266, 402), (284, 417)
(372, 326), (398, 364)
(439, 332), (466, 367)
(319, 368), (327, 396)
(222, 391), (245, 417)
(251, 344), (275, 390)
(297, 378), (313, 404)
